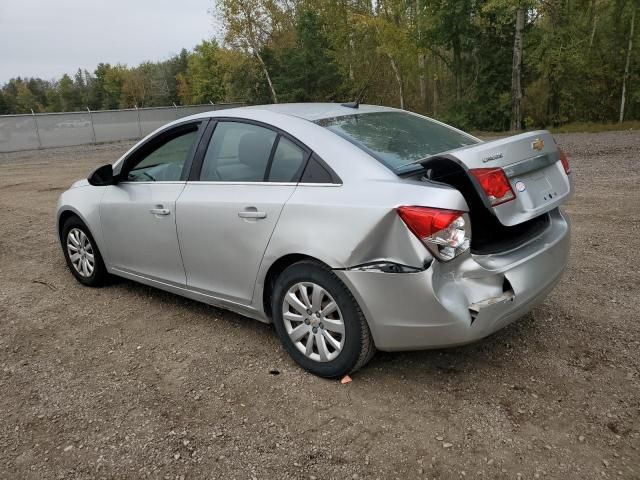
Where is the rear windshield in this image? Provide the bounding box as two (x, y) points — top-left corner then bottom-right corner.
(316, 111), (479, 173)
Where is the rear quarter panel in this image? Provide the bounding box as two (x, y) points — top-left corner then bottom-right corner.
(253, 177), (469, 312)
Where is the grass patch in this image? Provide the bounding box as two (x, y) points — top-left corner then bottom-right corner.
(549, 121), (640, 133)
(472, 121), (640, 137)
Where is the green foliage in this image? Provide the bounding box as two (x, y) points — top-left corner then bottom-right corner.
(271, 10), (345, 102)
(177, 40), (226, 104)
(1, 0), (639, 131)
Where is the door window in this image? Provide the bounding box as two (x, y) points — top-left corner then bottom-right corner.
(200, 122), (277, 182)
(267, 137), (307, 182)
(125, 123), (200, 182)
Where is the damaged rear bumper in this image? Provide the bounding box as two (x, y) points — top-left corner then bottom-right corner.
(334, 209), (570, 351)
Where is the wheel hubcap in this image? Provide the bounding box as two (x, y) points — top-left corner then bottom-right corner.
(282, 282), (345, 362)
(66, 228), (95, 278)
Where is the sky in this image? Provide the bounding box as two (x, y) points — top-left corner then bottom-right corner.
(0, 0), (219, 83)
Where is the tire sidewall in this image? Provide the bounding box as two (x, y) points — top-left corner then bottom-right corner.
(61, 217), (105, 287)
(272, 262), (364, 378)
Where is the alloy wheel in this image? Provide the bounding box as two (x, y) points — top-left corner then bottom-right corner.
(66, 228), (95, 278)
(281, 282), (345, 362)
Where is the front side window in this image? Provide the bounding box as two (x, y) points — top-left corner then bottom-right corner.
(316, 112), (479, 173)
(200, 122), (277, 182)
(126, 123), (200, 182)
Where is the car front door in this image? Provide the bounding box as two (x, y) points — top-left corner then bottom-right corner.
(176, 119), (309, 304)
(100, 120), (205, 286)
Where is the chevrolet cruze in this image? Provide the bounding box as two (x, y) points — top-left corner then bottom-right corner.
(56, 103), (571, 377)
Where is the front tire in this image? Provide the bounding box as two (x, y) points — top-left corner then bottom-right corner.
(271, 260), (375, 378)
(61, 216), (108, 287)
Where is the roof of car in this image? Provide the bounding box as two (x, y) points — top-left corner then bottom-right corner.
(225, 103), (398, 121)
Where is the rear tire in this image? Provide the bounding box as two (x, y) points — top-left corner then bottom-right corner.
(61, 216), (108, 287)
(271, 260), (375, 378)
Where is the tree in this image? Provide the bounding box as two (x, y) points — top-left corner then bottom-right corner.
(101, 65), (127, 110)
(217, 0), (290, 103)
(272, 10), (344, 102)
(620, 0), (638, 122)
(177, 40), (226, 104)
(511, 6), (525, 130)
(120, 66), (152, 107)
(14, 81), (40, 113)
(57, 74), (82, 111)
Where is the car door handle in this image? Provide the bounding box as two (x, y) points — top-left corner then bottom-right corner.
(238, 209), (267, 219)
(149, 207), (171, 216)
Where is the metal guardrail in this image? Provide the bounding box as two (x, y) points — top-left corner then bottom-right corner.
(0, 102), (244, 153)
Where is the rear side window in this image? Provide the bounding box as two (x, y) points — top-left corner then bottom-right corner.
(300, 154), (335, 183)
(267, 137), (307, 182)
(200, 122), (277, 182)
(316, 111), (478, 173)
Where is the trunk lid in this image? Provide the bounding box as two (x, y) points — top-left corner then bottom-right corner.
(443, 130), (571, 226)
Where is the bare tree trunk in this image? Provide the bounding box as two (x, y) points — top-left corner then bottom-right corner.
(452, 36), (462, 101)
(419, 53), (427, 107)
(433, 75), (438, 116)
(511, 7), (525, 131)
(589, 16), (598, 49)
(414, 0), (427, 108)
(349, 38), (355, 81)
(620, 3), (636, 123)
(388, 55), (404, 109)
(255, 50), (278, 104)
(589, 0), (598, 50)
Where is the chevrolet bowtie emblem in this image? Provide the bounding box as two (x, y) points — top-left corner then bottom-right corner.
(531, 138), (544, 151)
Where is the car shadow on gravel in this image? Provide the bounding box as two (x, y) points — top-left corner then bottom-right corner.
(362, 312), (541, 379)
(106, 274), (542, 382)
(105, 275), (276, 335)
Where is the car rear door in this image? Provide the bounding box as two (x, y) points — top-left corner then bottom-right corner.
(100, 120), (205, 286)
(176, 119), (309, 304)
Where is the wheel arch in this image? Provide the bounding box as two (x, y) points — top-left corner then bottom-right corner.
(57, 208), (102, 254)
(57, 209), (81, 240)
(261, 253), (332, 319)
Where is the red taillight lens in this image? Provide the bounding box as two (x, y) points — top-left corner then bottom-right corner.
(559, 149), (571, 175)
(397, 206), (462, 238)
(469, 168), (516, 206)
(397, 206), (470, 261)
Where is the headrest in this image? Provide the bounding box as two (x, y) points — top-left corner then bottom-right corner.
(238, 131), (273, 171)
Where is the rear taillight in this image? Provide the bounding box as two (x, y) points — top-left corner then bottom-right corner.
(469, 168), (515, 206)
(397, 206), (471, 261)
(559, 149), (571, 175)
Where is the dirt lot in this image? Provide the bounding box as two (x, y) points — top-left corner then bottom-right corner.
(0, 131), (638, 480)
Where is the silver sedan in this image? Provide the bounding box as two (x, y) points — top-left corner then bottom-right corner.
(56, 103), (572, 377)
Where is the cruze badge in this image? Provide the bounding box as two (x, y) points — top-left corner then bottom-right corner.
(531, 138), (545, 151)
(482, 152), (504, 163)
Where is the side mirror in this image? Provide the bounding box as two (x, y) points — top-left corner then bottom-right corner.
(88, 164), (115, 186)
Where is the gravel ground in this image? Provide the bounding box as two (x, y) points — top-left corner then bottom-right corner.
(0, 132), (638, 479)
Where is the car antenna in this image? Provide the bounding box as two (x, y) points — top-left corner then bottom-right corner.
(341, 84), (368, 109)
(341, 64), (376, 109)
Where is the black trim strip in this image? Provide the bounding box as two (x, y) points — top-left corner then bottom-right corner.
(181, 118), (211, 181)
(263, 134), (281, 181)
(188, 119), (217, 181)
(502, 152), (560, 178)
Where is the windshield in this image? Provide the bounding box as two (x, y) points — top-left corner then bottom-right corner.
(316, 111), (479, 172)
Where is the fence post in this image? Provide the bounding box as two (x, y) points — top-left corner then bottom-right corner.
(86, 107), (97, 144)
(173, 102), (179, 120)
(31, 109), (42, 149)
(135, 104), (142, 138)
